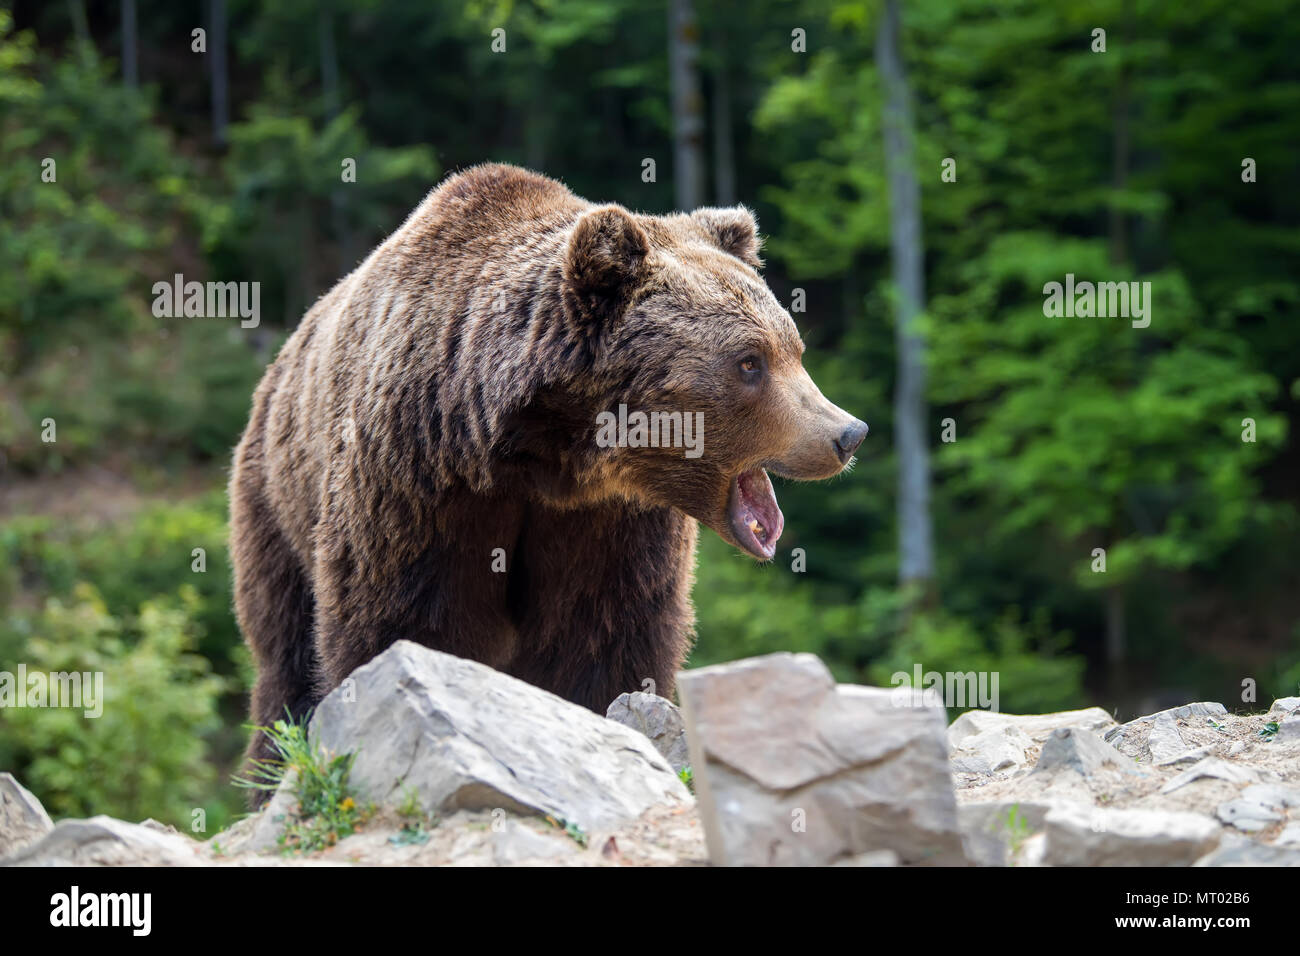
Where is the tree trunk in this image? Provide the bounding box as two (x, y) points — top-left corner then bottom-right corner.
(1105, 0), (1132, 679)
(208, 0), (229, 149)
(876, 0), (935, 592)
(66, 0), (92, 58)
(121, 0), (138, 88)
(668, 0), (705, 211)
(711, 24), (736, 206)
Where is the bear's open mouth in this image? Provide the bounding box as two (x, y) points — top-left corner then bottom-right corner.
(727, 467), (785, 561)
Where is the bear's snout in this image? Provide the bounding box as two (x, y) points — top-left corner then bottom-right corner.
(834, 419), (869, 464)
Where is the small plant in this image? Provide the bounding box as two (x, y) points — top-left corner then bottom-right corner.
(677, 765), (694, 793)
(389, 822), (434, 847)
(234, 714), (369, 854)
(396, 786), (423, 819)
(545, 814), (589, 848)
(1001, 803), (1031, 860)
(1258, 721), (1280, 741)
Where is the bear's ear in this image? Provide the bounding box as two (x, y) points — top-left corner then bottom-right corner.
(692, 206), (763, 269)
(563, 205), (651, 333)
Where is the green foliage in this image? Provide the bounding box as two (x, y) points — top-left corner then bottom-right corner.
(544, 814), (589, 848)
(0, 584), (229, 827)
(752, 0), (1298, 698)
(0, 12), (265, 472)
(235, 717), (370, 854)
(200, 104), (438, 326)
(1000, 804), (1032, 860)
(0, 493), (238, 669)
(0, 11), (185, 366)
(0, 496), (247, 828)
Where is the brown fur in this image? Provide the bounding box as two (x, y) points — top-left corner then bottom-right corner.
(230, 164), (864, 797)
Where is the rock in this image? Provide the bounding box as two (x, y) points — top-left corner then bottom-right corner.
(1194, 841), (1300, 866)
(308, 641), (688, 832)
(488, 820), (580, 865)
(1275, 822), (1300, 847)
(1104, 702), (1228, 746)
(1146, 713), (1189, 763)
(137, 818), (179, 835)
(678, 652), (967, 867)
(1215, 783), (1300, 833)
(1268, 696), (1300, 717)
(1226, 741), (1246, 758)
(1157, 745), (1215, 767)
(606, 692), (690, 774)
(1032, 727), (1130, 777)
(948, 707), (1116, 748)
(958, 801), (1057, 867)
(1018, 832), (1048, 866)
(235, 769), (301, 854)
(1041, 804), (1220, 866)
(950, 725), (1033, 774)
(1240, 783), (1300, 808)
(4, 816), (201, 866)
(1216, 798), (1282, 832)
(1275, 716), (1300, 745)
(1160, 757), (1278, 794)
(831, 850), (899, 866)
(0, 774), (53, 859)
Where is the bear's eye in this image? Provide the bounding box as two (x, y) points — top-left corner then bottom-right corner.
(737, 355), (764, 381)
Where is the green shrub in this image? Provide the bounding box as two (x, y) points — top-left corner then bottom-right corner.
(1, 583), (230, 828)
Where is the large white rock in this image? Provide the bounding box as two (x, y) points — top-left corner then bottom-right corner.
(1104, 702), (1227, 748)
(1041, 804), (1220, 866)
(308, 641), (689, 832)
(1268, 697), (1300, 717)
(4, 816), (201, 866)
(678, 652), (967, 866)
(0, 773), (53, 859)
(948, 707), (1117, 748)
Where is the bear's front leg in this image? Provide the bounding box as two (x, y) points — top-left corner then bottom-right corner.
(506, 501), (699, 711)
(310, 490), (527, 694)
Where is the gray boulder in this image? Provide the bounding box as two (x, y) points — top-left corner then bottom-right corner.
(1104, 702), (1228, 748)
(4, 816), (200, 866)
(1041, 804), (1220, 866)
(1032, 727), (1130, 777)
(678, 652), (967, 866)
(948, 707), (1116, 748)
(308, 641), (689, 833)
(606, 691), (690, 775)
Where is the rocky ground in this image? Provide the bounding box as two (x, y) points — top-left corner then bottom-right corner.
(3, 643), (1298, 866)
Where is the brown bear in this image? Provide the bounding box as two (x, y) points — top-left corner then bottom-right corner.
(230, 163), (866, 789)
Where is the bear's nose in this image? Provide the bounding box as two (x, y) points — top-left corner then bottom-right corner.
(833, 420), (869, 464)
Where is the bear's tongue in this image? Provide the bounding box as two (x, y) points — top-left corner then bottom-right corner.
(728, 468), (784, 561)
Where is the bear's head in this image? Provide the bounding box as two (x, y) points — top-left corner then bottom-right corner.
(561, 203), (867, 561)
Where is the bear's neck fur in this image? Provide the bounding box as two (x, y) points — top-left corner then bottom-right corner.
(294, 164), (647, 513)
